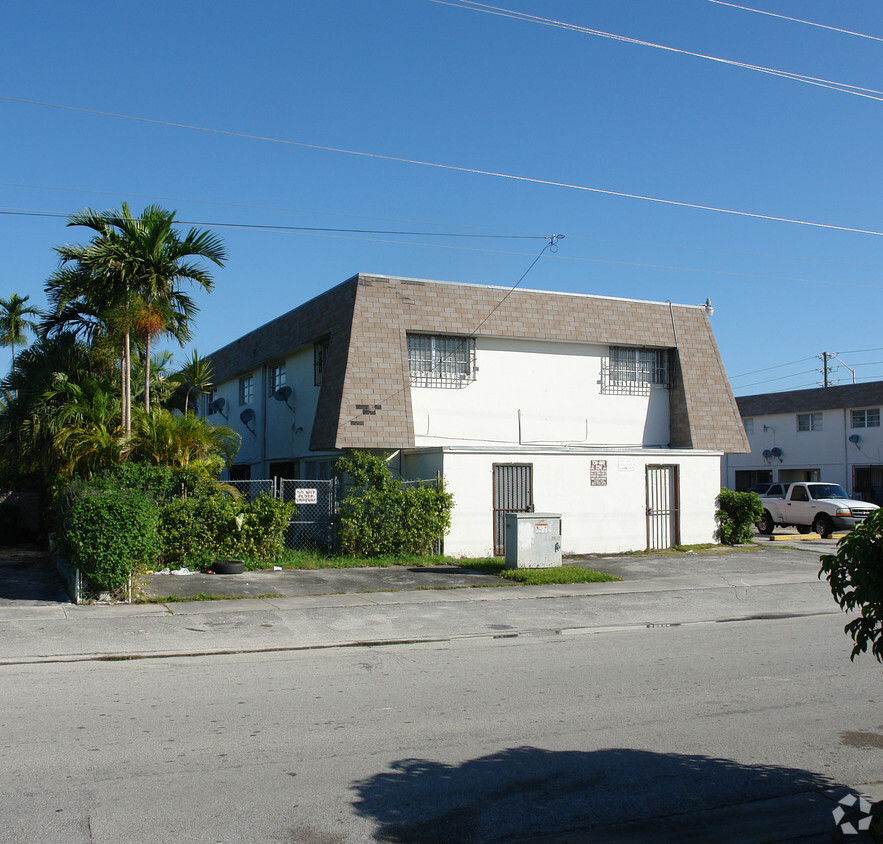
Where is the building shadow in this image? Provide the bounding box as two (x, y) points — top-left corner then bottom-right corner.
(0, 552), (70, 603)
(351, 745), (848, 843)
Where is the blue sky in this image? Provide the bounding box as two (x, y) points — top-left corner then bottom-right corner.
(2, 0), (881, 396)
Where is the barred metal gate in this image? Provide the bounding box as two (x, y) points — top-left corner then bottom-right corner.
(646, 464), (680, 550)
(223, 478), (339, 551)
(493, 463), (533, 556)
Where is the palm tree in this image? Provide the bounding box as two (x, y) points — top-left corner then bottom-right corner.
(176, 349), (214, 414)
(46, 203), (225, 431)
(0, 293), (41, 371)
(95, 203), (226, 411)
(130, 406), (239, 476)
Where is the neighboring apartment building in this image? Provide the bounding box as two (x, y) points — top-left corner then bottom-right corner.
(204, 273), (748, 556)
(723, 382), (883, 504)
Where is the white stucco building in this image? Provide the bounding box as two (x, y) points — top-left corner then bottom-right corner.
(204, 274), (748, 556)
(723, 382), (883, 504)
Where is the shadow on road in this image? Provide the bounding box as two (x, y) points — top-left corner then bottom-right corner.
(351, 745), (844, 842)
(0, 548), (70, 603)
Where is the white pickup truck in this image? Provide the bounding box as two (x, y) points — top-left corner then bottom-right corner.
(756, 482), (879, 538)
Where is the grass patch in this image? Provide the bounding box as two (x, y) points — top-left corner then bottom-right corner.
(618, 543), (757, 557)
(498, 566), (620, 585)
(262, 550), (483, 570)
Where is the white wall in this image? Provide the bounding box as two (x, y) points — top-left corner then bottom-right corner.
(410, 337), (670, 449)
(211, 344), (333, 477)
(724, 406), (883, 493)
(406, 448), (721, 557)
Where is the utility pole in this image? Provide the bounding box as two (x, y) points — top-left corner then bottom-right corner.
(822, 351), (830, 388)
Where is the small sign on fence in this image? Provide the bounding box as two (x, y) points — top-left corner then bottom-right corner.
(295, 488), (318, 505)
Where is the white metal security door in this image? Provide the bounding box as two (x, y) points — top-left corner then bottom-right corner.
(646, 465), (680, 550)
(493, 464), (533, 556)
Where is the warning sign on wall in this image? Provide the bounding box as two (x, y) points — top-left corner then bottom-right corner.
(590, 460), (608, 486)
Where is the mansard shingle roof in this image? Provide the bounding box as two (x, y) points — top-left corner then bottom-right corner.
(207, 274), (749, 453)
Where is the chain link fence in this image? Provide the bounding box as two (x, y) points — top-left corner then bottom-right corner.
(226, 478), (340, 552)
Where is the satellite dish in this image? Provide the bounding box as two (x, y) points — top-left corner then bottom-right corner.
(209, 397), (228, 418)
(273, 385), (295, 410)
(770, 447), (782, 458)
(240, 407), (256, 436)
(849, 434), (860, 444)
(762, 449), (772, 459)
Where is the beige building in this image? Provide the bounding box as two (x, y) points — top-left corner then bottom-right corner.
(204, 274), (747, 556)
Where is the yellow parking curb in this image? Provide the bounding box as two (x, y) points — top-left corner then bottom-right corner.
(766, 532), (848, 541)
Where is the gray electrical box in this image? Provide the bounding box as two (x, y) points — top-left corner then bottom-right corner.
(504, 513), (562, 569)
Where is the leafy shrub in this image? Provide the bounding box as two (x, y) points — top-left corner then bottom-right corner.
(64, 488), (160, 590)
(819, 509), (883, 662)
(336, 451), (453, 557)
(159, 491), (293, 569)
(715, 488), (763, 545)
(236, 494), (294, 561)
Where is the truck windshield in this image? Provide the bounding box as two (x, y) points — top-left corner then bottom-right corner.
(808, 484), (848, 500)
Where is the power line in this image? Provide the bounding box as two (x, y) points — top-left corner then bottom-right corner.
(428, 1), (883, 101)
(5, 205), (883, 292)
(0, 208), (550, 241)
(4, 95), (883, 240)
(705, 1), (883, 43)
(9, 180), (883, 273)
(729, 355), (818, 379)
(734, 368), (822, 390)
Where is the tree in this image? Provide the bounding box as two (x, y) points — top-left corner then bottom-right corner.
(46, 203), (225, 430)
(129, 406), (240, 476)
(819, 509), (883, 662)
(0, 293), (41, 371)
(92, 203), (226, 412)
(175, 349), (214, 414)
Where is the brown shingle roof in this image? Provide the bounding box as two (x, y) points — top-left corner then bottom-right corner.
(207, 274), (749, 453)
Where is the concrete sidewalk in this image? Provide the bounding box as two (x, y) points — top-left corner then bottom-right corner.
(0, 544), (837, 665)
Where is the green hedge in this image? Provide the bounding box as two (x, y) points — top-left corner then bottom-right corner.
(159, 491), (293, 569)
(336, 451), (453, 557)
(715, 488), (763, 545)
(64, 489), (160, 590)
(61, 464), (294, 585)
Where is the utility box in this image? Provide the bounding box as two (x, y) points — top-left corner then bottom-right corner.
(505, 513), (562, 569)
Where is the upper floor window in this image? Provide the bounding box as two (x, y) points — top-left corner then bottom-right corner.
(206, 389), (217, 416)
(268, 362), (286, 396)
(239, 374), (254, 406)
(797, 412), (822, 432)
(602, 346), (669, 395)
(314, 339), (329, 386)
(408, 334), (476, 388)
(851, 408), (880, 428)
(743, 418), (754, 435)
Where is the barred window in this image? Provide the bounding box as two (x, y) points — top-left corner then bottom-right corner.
(314, 340), (329, 386)
(239, 374), (253, 406)
(408, 334), (476, 388)
(602, 346), (669, 395)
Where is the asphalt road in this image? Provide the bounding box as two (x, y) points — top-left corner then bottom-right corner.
(0, 541), (880, 843)
(1, 613), (879, 843)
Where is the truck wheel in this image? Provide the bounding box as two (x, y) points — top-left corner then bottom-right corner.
(758, 511), (774, 535)
(812, 515), (833, 539)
